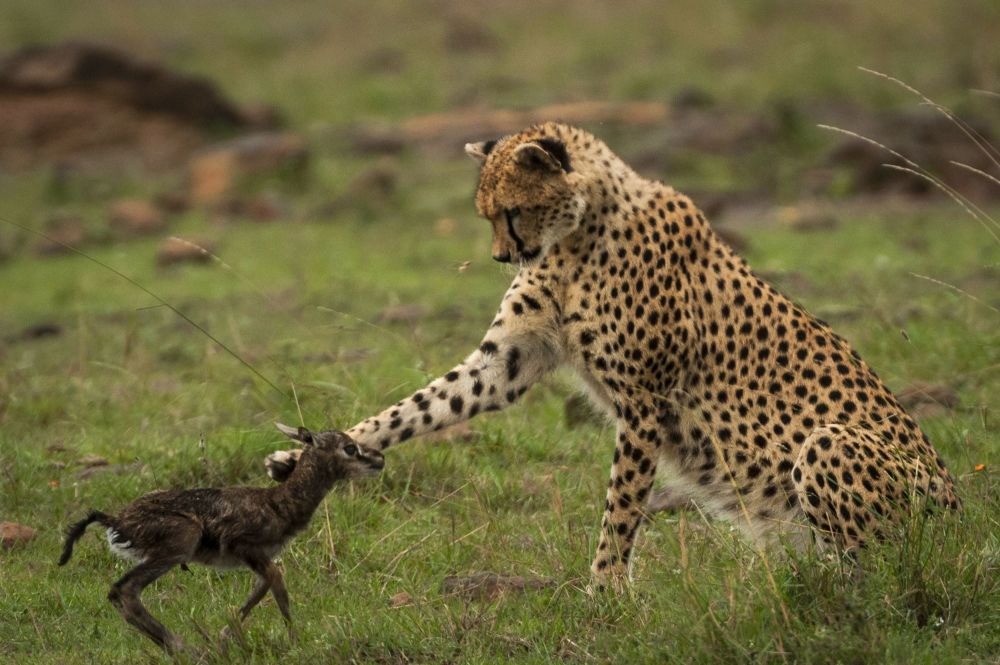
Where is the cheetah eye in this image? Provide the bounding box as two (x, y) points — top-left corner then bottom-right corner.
(504, 207), (521, 223)
(343, 444), (358, 456)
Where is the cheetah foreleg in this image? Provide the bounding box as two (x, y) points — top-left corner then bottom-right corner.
(591, 414), (661, 589)
(345, 332), (557, 450)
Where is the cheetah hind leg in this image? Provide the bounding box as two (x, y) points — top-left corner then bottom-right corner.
(792, 424), (959, 553)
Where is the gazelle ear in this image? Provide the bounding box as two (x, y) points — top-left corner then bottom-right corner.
(464, 139), (498, 163)
(275, 422), (313, 445)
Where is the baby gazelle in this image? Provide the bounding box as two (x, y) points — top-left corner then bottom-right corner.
(59, 424), (383, 652)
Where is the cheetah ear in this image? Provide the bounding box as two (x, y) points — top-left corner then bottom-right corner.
(464, 139), (497, 163)
(513, 141), (563, 173)
(275, 422), (313, 446)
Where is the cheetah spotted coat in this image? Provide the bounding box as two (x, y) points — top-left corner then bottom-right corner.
(270, 122), (960, 586)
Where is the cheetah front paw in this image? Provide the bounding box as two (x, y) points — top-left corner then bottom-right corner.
(588, 560), (630, 595)
(265, 448), (302, 482)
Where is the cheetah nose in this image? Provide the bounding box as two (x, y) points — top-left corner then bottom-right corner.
(492, 251), (511, 263)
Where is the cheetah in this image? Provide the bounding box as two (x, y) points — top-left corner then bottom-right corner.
(267, 122), (960, 588)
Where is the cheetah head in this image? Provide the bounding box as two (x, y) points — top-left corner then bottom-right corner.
(466, 129), (588, 267)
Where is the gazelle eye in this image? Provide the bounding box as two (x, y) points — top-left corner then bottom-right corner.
(504, 207), (521, 223)
(343, 444), (358, 456)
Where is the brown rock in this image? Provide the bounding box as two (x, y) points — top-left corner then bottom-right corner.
(156, 237), (216, 267)
(389, 591), (413, 608)
(188, 132), (309, 205)
(34, 213), (88, 255)
(441, 573), (553, 601)
(0, 521), (37, 549)
(107, 199), (167, 237)
(213, 193), (287, 222)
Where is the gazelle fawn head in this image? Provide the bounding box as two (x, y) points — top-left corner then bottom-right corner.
(274, 423), (384, 480)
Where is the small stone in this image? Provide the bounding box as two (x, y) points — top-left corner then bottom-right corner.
(108, 199), (168, 237)
(213, 194), (287, 222)
(156, 236), (216, 267)
(0, 522), (37, 549)
(34, 213), (88, 255)
(389, 591), (413, 608)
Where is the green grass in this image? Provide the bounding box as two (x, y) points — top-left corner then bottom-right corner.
(2, 1), (1000, 663)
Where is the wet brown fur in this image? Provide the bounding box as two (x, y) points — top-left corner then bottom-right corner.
(59, 425), (382, 652)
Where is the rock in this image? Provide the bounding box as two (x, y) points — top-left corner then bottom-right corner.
(0, 521), (37, 549)
(188, 132), (309, 205)
(213, 193), (288, 222)
(156, 237), (216, 267)
(389, 591), (413, 608)
(377, 303), (427, 325)
(34, 213), (88, 255)
(441, 573), (553, 601)
(564, 394), (606, 430)
(107, 198), (168, 237)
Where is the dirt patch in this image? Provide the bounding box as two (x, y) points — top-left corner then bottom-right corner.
(0, 42), (275, 173)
